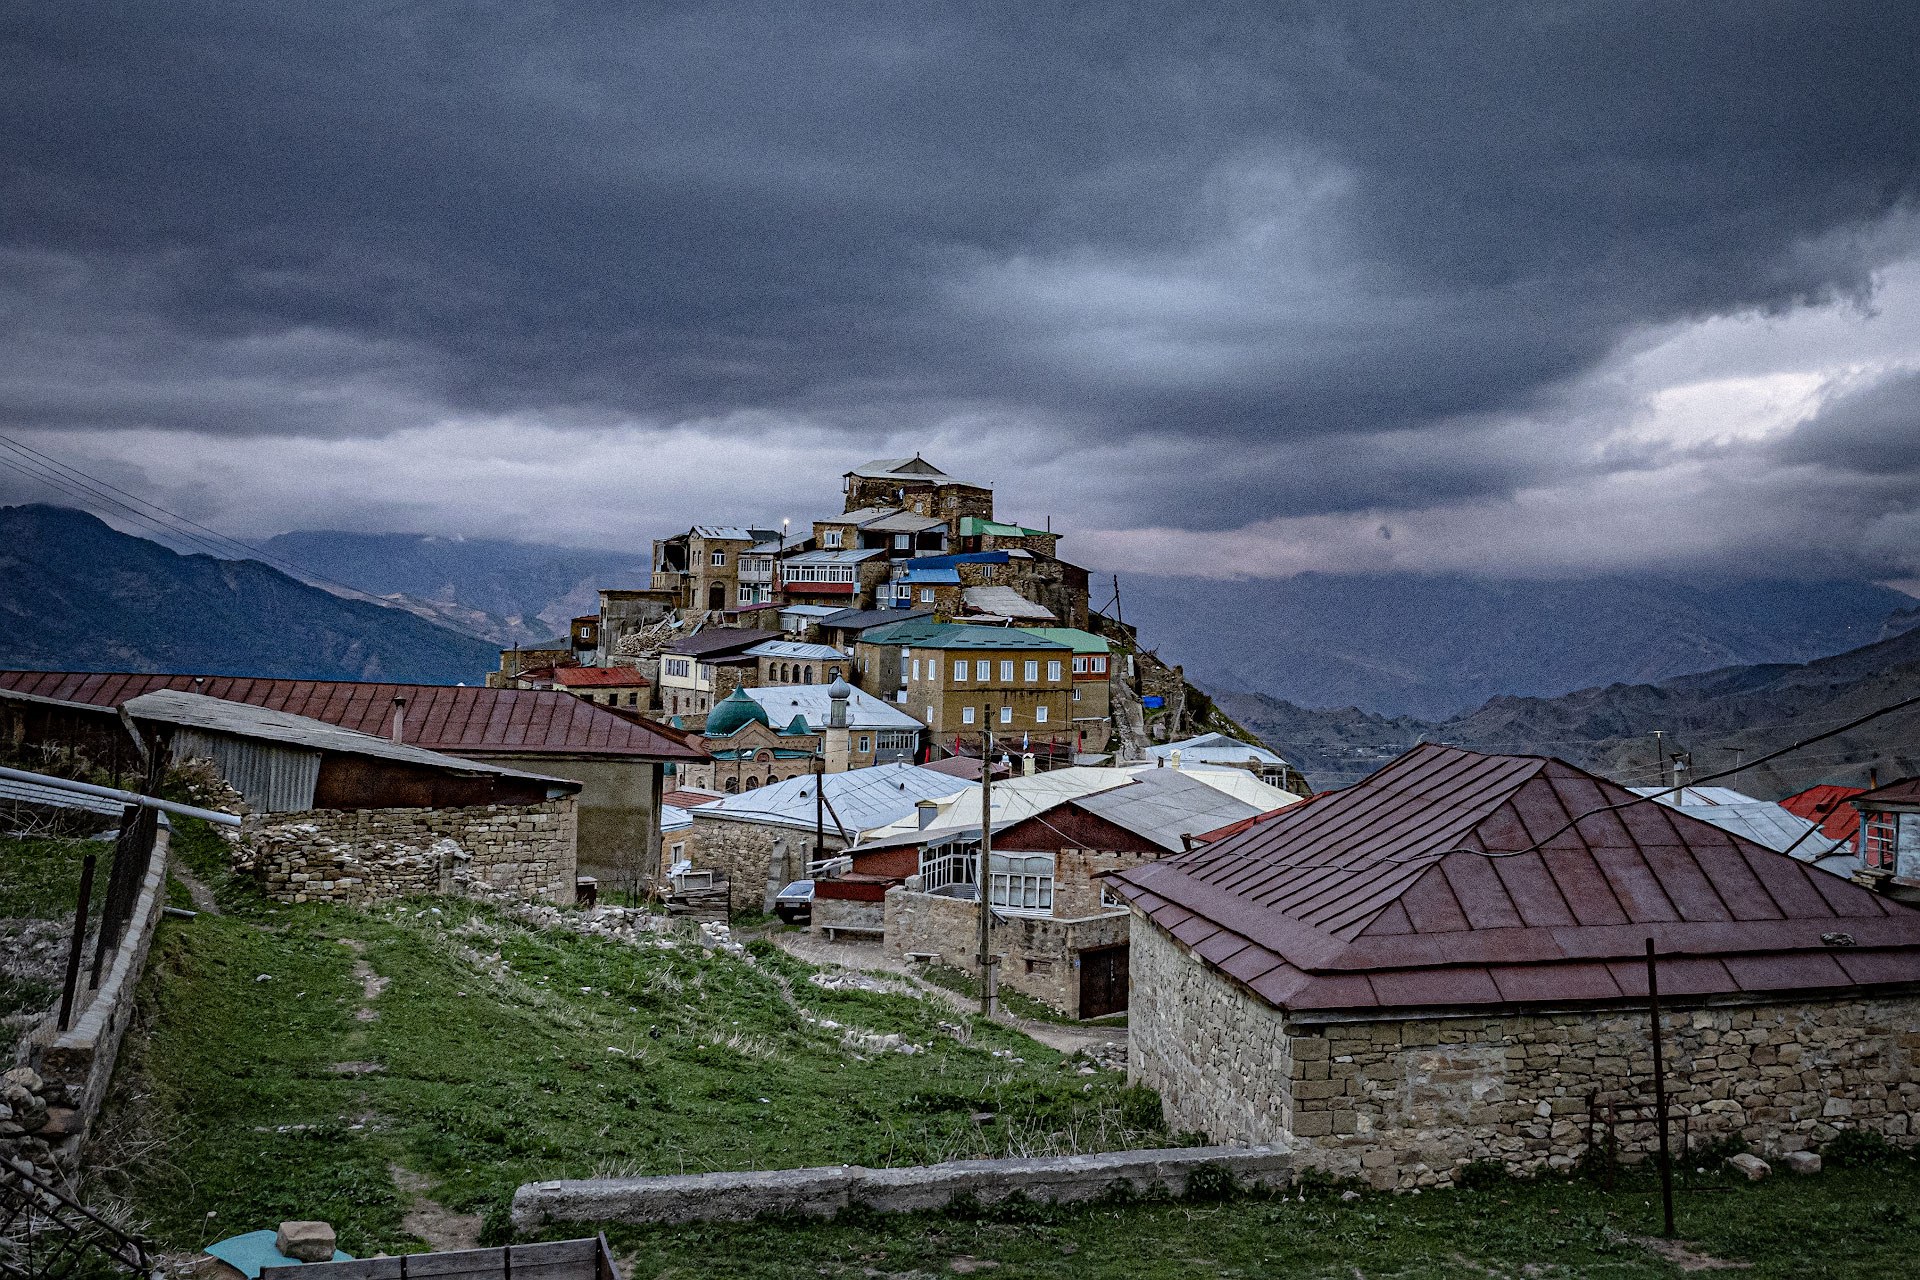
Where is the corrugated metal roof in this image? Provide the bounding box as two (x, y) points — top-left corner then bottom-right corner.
(689, 525), (779, 542)
(740, 641), (851, 662)
(1021, 628), (1111, 654)
(126, 690), (575, 785)
(1108, 743), (1920, 1016)
(961, 586), (1056, 620)
(1630, 788), (1841, 857)
(663, 628), (784, 658)
(1858, 776), (1920, 806)
(741, 686), (923, 732)
(845, 457), (955, 481)
(660, 804), (695, 833)
(544, 667), (651, 687)
(859, 620), (1071, 650)
(901, 568), (962, 584)
(861, 511), (948, 533)
(779, 605), (846, 619)
(0, 671), (707, 761)
(1073, 769), (1268, 853)
(783, 548), (887, 564)
(1147, 733), (1289, 767)
(818, 607), (934, 631)
(1782, 784), (1866, 842)
(692, 763), (965, 834)
(0, 774), (133, 819)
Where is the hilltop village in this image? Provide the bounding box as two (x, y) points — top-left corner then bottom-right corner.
(6, 456), (1920, 1276)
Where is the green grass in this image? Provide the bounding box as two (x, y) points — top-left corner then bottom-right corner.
(0, 833), (110, 918)
(1, 832), (113, 1053)
(568, 1160), (1920, 1279)
(915, 961), (1097, 1025)
(103, 847), (1157, 1257)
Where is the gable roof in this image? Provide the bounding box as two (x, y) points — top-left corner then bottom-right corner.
(817, 607), (934, 632)
(1071, 769), (1269, 853)
(1629, 787), (1842, 858)
(662, 628), (783, 658)
(858, 619), (1070, 650)
(692, 762), (966, 834)
(962, 586), (1056, 621)
(740, 685), (923, 733)
(1022, 628), (1111, 654)
(541, 666), (650, 688)
(1108, 743), (1920, 1018)
(846, 456), (955, 481)
(1782, 784), (1866, 842)
(0, 671), (706, 761)
(1147, 732), (1289, 767)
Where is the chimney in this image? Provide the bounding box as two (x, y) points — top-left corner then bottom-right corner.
(1871, 767), (1880, 790)
(391, 695), (407, 744)
(916, 799), (938, 830)
(1170, 749), (1182, 771)
(1023, 752), (1036, 776)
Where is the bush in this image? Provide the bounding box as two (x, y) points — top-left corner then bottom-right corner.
(1823, 1128), (1912, 1168)
(1183, 1163), (1237, 1202)
(1455, 1159), (1516, 1191)
(477, 1199), (515, 1247)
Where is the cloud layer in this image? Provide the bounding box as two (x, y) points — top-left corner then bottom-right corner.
(3, 2), (1920, 579)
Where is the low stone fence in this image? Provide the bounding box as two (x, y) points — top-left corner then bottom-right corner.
(15, 824), (173, 1174)
(511, 1144), (1291, 1230)
(235, 799), (577, 905)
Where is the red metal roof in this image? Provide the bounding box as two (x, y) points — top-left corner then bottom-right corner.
(543, 667), (651, 688)
(1109, 743), (1920, 1017)
(1781, 784), (1865, 842)
(0, 671), (705, 761)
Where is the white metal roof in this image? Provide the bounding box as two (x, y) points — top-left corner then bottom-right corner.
(123, 690), (576, 786)
(1146, 732), (1290, 768)
(784, 548), (887, 564)
(961, 586), (1056, 620)
(861, 511), (948, 533)
(690, 762), (966, 835)
(690, 525), (777, 542)
(846, 457), (954, 481)
(1630, 787), (1843, 857)
(779, 605), (845, 619)
(741, 685), (923, 733)
(660, 804), (695, 833)
(0, 774), (133, 820)
(741, 640), (852, 661)
(1071, 768), (1268, 852)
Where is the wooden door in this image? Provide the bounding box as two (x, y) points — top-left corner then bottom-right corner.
(1078, 944), (1129, 1018)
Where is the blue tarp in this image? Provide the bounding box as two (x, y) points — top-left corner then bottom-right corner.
(205, 1231), (353, 1278)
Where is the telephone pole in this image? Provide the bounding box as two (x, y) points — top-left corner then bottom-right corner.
(978, 729), (994, 1017)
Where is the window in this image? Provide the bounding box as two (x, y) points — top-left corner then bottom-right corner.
(828, 666), (841, 680)
(919, 840), (978, 892)
(894, 583), (912, 602)
(711, 550), (726, 566)
(665, 658), (691, 678)
(1047, 660), (1062, 681)
(1865, 815), (1898, 868)
(1024, 660), (1038, 682)
(824, 529), (842, 547)
(989, 853), (1054, 914)
(738, 585), (755, 604)
(912, 659), (921, 681)
(999, 660), (1014, 682)
(920, 587), (935, 603)
(893, 533), (910, 549)
(877, 730), (918, 752)
(999, 705), (1012, 724)
(1100, 882), (1124, 908)
(628, 691), (639, 706)
(858, 735), (871, 753)
(803, 666), (813, 683)
(670, 842), (685, 861)
(962, 706), (976, 725)
(1035, 705), (1049, 724)
(953, 661), (967, 681)
(724, 777), (739, 793)
(745, 776), (759, 790)
(1073, 688), (1081, 701)
(785, 563), (857, 584)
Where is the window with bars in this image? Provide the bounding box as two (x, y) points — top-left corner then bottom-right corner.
(1865, 814), (1898, 868)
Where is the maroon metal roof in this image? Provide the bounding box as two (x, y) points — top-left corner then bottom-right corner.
(1108, 743), (1920, 1017)
(0, 671), (706, 761)
(1855, 776), (1920, 807)
(663, 628), (783, 658)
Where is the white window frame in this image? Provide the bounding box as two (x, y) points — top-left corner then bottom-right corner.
(665, 658), (691, 678)
(738, 585), (755, 604)
(1024, 659), (1039, 682)
(824, 529), (843, 548)
(952, 661), (967, 682)
(711, 550), (726, 566)
(1047, 660), (1062, 681)
(912, 659), (921, 681)
(999, 705), (1012, 724)
(999, 660), (1014, 682)
(1035, 705), (1049, 724)
(962, 706), (976, 725)
(920, 587), (935, 602)
(857, 734), (871, 753)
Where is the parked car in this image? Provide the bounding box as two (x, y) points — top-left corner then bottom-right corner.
(774, 879), (814, 924)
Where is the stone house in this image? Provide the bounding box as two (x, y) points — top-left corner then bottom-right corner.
(740, 639), (853, 688)
(0, 671), (707, 891)
(813, 508), (952, 561)
(656, 627), (783, 717)
(814, 606), (934, 655)
(853, 619), (1073, 745)
(1146, 732), (1309, 796)
(841, 456), (994, 527)
(955, 516), (1061, 559)
(676, 686), (821, 794)
(851, 768), (1278, 1016)
(512, 665), (652, 711)
(651, 525), (782, 612)
(1107, 743), (1920, 1189)
(779, 548), (893, 611)
(679, 762), (967, 912)
(592, 587), (679, 663)
(487, 645), (574, 688)
(123, 689), (583, 904)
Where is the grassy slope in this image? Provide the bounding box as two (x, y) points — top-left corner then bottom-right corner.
(104, 822), (1161, 1256)
(584, 1160), (1920, 1280)
(0, 833), (113, 1054)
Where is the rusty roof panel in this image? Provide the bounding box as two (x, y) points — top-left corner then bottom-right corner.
(1586, 846), (1681, 922)
(1193, 931), (1251, 967)
(1368, 966), (1502, 1008)
(1834, 950), (1920, 986)
(1722, 952), (1854, 992)
(1489, 961), (1623, 1005)
(1438, 854), (1525, 930)
(1604, 956), (1736, 998)
(1285, 972), (1378, 1010)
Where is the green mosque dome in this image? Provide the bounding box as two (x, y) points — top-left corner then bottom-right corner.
(705, 687), (771, 737)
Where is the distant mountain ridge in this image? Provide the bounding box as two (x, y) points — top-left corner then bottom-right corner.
(0, 506), (497, 683)
(1216, 621), (1920, 799)
(1121, 571), (1916, 719)
(263, 531), (653, 646)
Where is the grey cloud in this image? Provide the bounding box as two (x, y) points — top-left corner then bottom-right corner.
(3, 2), (1920, 545)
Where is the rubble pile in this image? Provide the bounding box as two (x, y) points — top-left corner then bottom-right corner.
(0, 1065), (72, 1176)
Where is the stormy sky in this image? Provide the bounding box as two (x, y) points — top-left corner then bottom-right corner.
(4, 2), (1920, 585)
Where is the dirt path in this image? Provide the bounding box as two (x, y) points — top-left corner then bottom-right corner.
(170, 862), (220, 914)
(392, 1165), (483, 1251)
(768, 931), (1125, 1057)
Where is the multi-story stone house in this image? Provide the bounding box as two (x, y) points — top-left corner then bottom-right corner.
(735, 537), (784, 606)
(1024, 628), (1114, 753)
(812, 508), (952, 560)
(854, 618), (1073, 746)
(657, 627), (782, 717)
(778, 547), (892, 610)
(651, 525), (781, 611)
(841, 456), (994, 524)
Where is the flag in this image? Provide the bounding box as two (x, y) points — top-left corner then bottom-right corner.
(1023, 731), (1029, 749)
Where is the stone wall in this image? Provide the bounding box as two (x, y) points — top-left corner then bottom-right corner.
(1129, 916), (1920, 1190)
(812, 895), (884, 936)
(682, 817), (829, 912)
(883, 887), (1128, 1017)
(1052, 848), (1151, 921)
(237, 799), (577, 904)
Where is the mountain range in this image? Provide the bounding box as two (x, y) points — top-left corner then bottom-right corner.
(1215, 620), (1920, 799)
(0, 506), (498, 683)
(1120, 571), (1917, 720)
(261, 531), (652, 647)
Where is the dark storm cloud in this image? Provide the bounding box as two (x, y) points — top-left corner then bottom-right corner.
(3, 1), (1920, 531)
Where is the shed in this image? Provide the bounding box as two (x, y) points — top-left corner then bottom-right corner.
(1108, 743), (1920, 1188)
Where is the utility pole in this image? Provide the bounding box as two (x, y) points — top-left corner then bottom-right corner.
(1651, 730), (1666, 789)
(1646, 939), (1676, 1239)
(813, 753), (825, 866)
(978, 729), (994, 1017)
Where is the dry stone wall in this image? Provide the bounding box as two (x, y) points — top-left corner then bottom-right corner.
(1130, 916), (1920, 1189)
(883, 886), (1127, 1016)
(683, 817), (822, 911)
(236, 799), (577, 904)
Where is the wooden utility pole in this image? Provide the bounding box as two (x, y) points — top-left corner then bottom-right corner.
(978, 729), (994, 1017)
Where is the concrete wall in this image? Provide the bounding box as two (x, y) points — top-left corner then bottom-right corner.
(883, 886), (1128, 1017)
(812, 895), (884, 935)
(239, 798), (577, 904)
(512, 1144), (1290, 1230)
(1130, 917), (1920, 1190)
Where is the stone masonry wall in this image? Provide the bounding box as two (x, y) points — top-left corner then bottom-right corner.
(682, 817), (832, 912)
(1130, 917), (1920, 1189)
(884, 887), (1128, 1017)
(238, 799), (577, 904)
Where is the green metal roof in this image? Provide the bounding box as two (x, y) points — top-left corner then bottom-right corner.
(858, 619), (1071, 650)
(959, 517), (1050, 538)
(1021, 627), (1111, 654)
(704, 686), (772, 737)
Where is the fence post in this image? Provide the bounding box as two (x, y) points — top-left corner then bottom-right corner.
(57, 853), (97, 1031)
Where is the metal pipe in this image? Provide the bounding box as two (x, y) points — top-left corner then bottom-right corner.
(978, 728), (993, 1018)
(58, 853), (97, 1031)
(0, 765), (241, 826)
(1646, 938), (1675, 1239)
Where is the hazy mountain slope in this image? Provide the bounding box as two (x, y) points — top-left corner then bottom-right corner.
(264, 531), (651, 643)
(1216, 623), (1920, 798)
(0, 506), (498, 683)
(1122, 572), (1913, 719)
